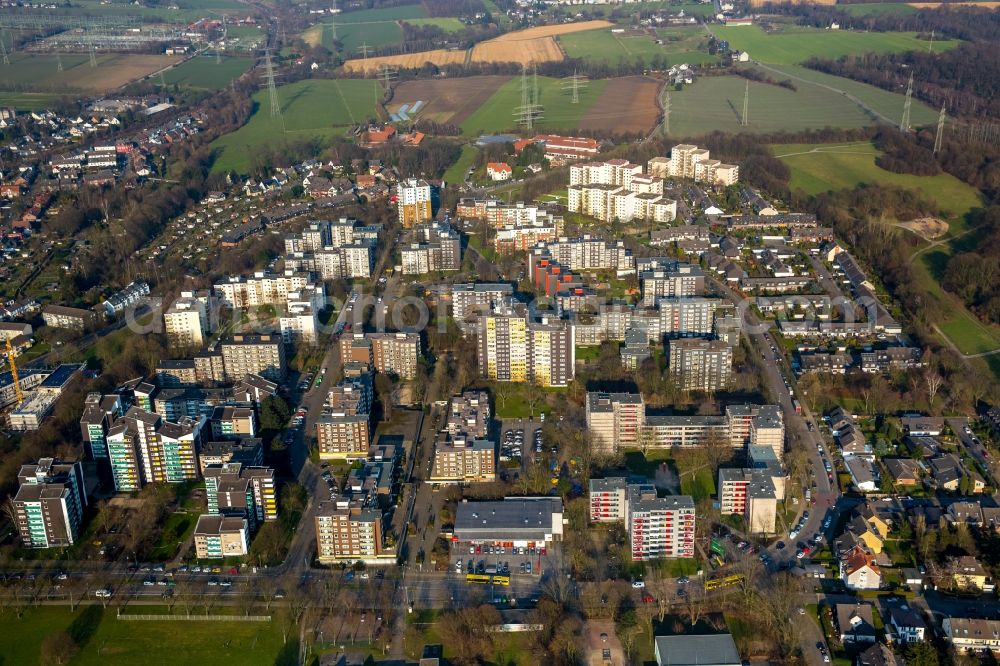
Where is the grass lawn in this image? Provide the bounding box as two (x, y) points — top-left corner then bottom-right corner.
(493, 382), (557, 419)
(443, 144), (478, 185)
(753, 63), (938, 127)
(211, 78), (380, 173)
(0, 606), (295, 666)
(558, 27), (715, 66)
(459, 75), (609, 136)
(575, 344), (602, 361)
(772, 141), (984, 222)
(338, 5), (428, 23)
(0, 92), (68, 110)
(623, 449), (675, 478)
(160, 56), (252, 89)
(680, 466), (716, 502)
(404, 17), (466, 31)
(711, 25), (959, 65)
(839, 3), (919, 15)
(149, 510), (199, 561)
(669, 75), (872, 135)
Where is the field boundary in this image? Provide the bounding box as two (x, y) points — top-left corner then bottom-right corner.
(118, 613), (272, 622)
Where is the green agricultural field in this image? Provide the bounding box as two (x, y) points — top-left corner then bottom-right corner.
(403, 17), (467, 32)
(443, 144), (479, 184)
(338, 4), (428, 23)
(337, 20), (405, 53)
(0, 53), (92, 88)
(711, 25), (959, 65)
(160, 56), (252, 89)
(582, 1), (716, 16)
(669, 75), (874, 135)
(211, 79), (380, 173)
(754, 63), (938, 127)
(460, 76), (609, 136)
(0, 606), (293, 666)
(839, 3), (919, 15)
(772, 142), (983, 220)
(559, 27), (716, 66)
(0, 92), (67, 110)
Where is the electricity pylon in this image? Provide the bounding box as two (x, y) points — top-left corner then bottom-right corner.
(562, 70), (588, 104)
(900, 72), (913, 132)
(513, 66), (542, 130)
(263, 50), (282, 120)
(934, 104), (946, 154)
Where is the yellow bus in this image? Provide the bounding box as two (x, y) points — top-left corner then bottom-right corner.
(492, 575), (510, 586)
(704, 574), (744, 591)
(466, 574), (491, 584)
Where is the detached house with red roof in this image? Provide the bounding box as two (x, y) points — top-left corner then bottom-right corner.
(840, 545), (882, 590)
(486, 162), (512, 182)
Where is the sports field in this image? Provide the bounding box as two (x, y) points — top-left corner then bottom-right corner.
(754, 63), (938, 128)
(160, 56), (252, 89)
(211, 78), (379, 173)
(558, 27), (715, 66)
(459, 75), (610, 136)
(0, 53), (181, 92)
(0, 606), (292, 666)
(669, 75), (874, 135)
(710, 25), (959, 65)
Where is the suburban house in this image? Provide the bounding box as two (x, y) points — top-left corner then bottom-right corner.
(486, 162), (513, 181)
(835, 603), (877, 644)
(947, 555), (993, 592)
(943, 617), (1000, 653)
(901, 415), (945, 436)
(840, 545), (882, 590)
(856, 643), (902, 666)
(888, 606), (927, 644)
(883, 458), (922, 486)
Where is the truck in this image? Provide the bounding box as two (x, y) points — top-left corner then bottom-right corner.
(792, 399), (801, 415)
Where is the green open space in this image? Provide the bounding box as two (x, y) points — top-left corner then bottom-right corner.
(580, 1), (716, 16)
(774, 140), (1000, 358)
(0, 92), (66, 110)
(0, 53), (92, 88)
(711, 25), (958, 65)
(211, 78), (380, 173)
(772, 141), (983, 221)
(680, 466), (716, 501)
(337, 20), (405, 53)
(338, 5), (428, 23)
(404, 17), (467, 32)
(753, 63), (938, 127)
(492, 382), (558, 419)
(669, 75), (873, 135)
(149, 510), (199, 560)
(443, 144), (479, 184)
(56, 0), (247, 21)
(839, 3), (919, 15)
(0, 606), (294, 666)
(160, 56), (252, 89)
(460, 75), (609, 136)
(559, 27), (715, 66)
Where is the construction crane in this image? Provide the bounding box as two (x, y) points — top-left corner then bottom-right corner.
(5, 336), (23, 406)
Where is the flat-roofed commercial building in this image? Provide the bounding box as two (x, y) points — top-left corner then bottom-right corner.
(454, 497), (564, 547)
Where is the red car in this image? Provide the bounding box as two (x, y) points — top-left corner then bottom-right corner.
(642, 594), (654, 604)
(802, 546), (812, 555)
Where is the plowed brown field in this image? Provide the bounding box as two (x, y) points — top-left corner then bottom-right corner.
(579, 75), (661, 134)
(391, 75), (512, 125)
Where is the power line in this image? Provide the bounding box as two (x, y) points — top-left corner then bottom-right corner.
(562, 69), (588, 104)
(513, 65), (543, 131)
(377, 63), (397, 92)
(900, 71), (913, 132)
(357, 42), (373, 67)
(662, 90), (670, 136)
(741, 79), (749, 127)
(934, 104), (946, 154)
(263, 49), (282, 122)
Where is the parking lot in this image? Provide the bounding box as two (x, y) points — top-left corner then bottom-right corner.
(499, 418), (547, 468)
(450, 540), (556, 579)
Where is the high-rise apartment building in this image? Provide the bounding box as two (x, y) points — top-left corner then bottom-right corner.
(450, 283), (514, 332)
(668, 338), (733, 392)
(204, 462), (277, 528)
(315, 502), (385, 563)
(105, 407), (206, 491)
(640, 262), (705, 306)
(163, 290), (215, 349)
(213, 271), (325, 311)
(315, 374), (373, 459)
(370, 332), (420, 380)
(718, 468), (779, 535)
(627, 486), (696, 560)
(430, 391), (495, 483)
(650, 145), (740, 187)
(586, 392), (645, 454)
(13, 458), (87, 549)
(79, 392), (124, 461)
(478, 310), (575, 387)
(400, 222), (461, 275)
(588, 477), (628, 523)
(397, 178), (433, 228)
(219, 334), (287, 382)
